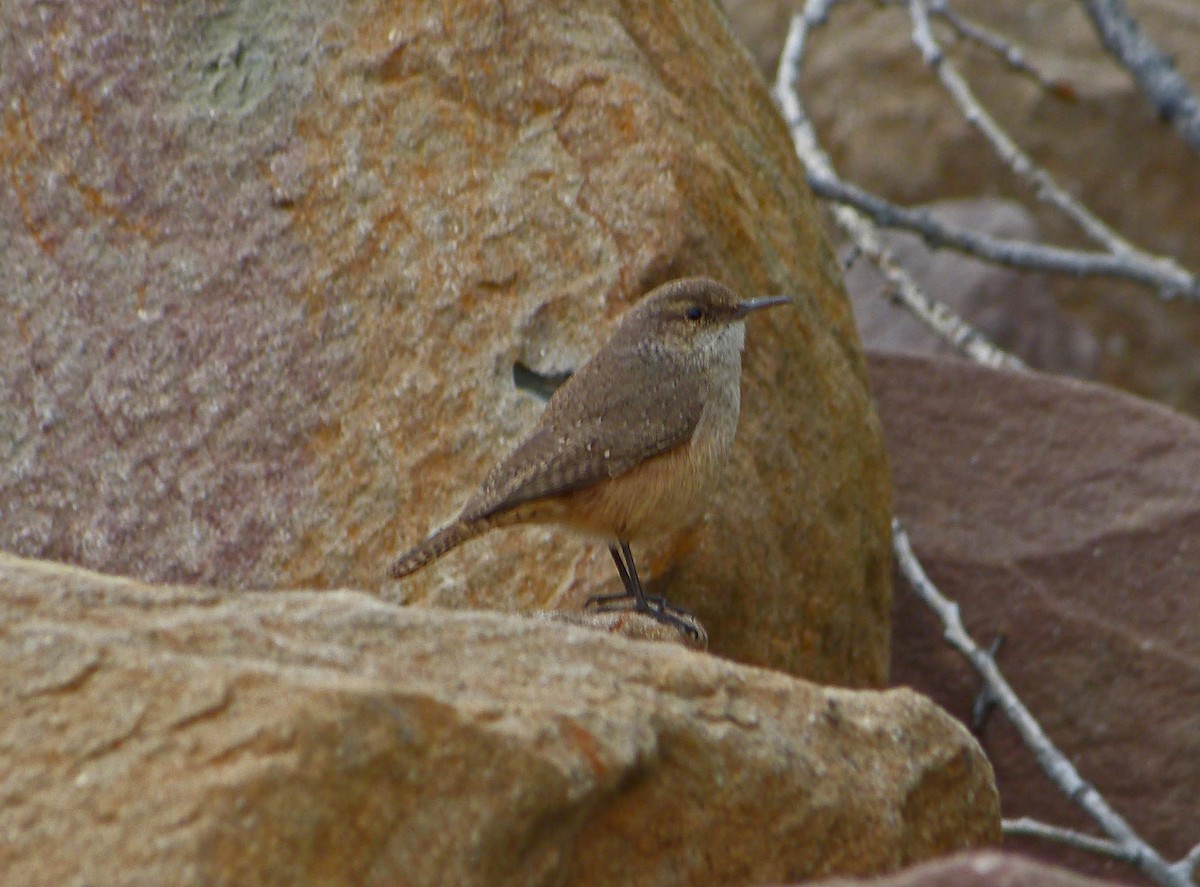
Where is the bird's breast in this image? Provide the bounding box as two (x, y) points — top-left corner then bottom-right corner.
(553, 356), (743, 542)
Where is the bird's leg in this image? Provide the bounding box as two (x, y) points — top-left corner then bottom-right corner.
(584, 544), (641, 609)
(620, 542), (698, 620)
(586, 542), (699, 639)
(619, 540), (650, 610)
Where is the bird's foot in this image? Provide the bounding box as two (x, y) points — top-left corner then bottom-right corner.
(585, 591), (702, 642)
(585, 591), (691, 616)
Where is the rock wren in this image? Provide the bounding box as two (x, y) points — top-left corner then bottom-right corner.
(388, 277), (791, 635)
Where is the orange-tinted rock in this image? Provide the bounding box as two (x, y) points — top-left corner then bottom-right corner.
(0, 0), (891, 684)
(0, 554), (999, 886)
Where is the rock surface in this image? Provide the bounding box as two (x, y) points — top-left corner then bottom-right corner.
(0, 0), (891, 685)
(870, 352), (1200, 884)
(722, 0), (1200, 413)
(793, 851), (1132, 887)
(845, 199), (1099, 377)
(0, 554), (999, 887)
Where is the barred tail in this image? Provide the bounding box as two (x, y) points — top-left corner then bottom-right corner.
(387, 519), (490, 579)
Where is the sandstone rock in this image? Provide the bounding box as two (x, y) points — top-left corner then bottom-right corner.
(541, 608), (709, 650)
(844, 199), (1099, 377)
(0, 0), (891, 685)
(791, 851), (1131, 887)
(722, 0), (1200, 413)
(870, 351), (1200, 884)
(0, 555), (999, 887)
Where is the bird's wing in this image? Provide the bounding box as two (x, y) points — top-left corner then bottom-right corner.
(460, 346), (703, 522)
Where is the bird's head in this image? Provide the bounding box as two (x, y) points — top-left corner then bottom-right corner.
(619, 277), (792, 360)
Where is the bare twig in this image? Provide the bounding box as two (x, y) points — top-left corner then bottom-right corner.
(773, 5), (1024, 370)
(1184, 843), (1200, 879)
(837, 206), (1025, 371)
(929, 0), (1074, 98)
(893, 519), (1195, 887)
(785, 15), (1200, 326)
(774, 1), (1200, 300)
(905, 0), (1200, 300)
(1003, 817), (1141, 864)
(807, 174), (1195, 294)
(780, 8), (1200, 883)
(1081, 0), (1200, 154)
(908, 0), (1129, 254)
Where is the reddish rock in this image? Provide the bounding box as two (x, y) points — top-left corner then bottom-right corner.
(871, 351), (1200, 884)
(0, 0), (891, 684)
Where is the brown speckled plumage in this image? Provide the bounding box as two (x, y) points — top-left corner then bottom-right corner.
(388, 278), (790, 608)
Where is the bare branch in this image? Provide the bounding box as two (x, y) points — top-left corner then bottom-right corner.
(1081, 0), (1200, 154)
(906, 0), (1118, 254)
(773, 1), (1200, 301)
(808, 173), (1198, 298)
(1182, 842), (1200, 879)
(1003, 817), (1141, 864)
(899, 0), (1200, 299)
(773, 7), (1024, 370)
(782, 8), (1200, 881)
(893, 520), (1194, 887)
(929, 0), (1075, 98)
(834, 203), (1025, 371)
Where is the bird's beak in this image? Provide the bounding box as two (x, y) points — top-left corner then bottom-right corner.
(736, 295), (792, 318)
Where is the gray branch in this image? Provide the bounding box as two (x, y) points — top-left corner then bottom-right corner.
(907, 0), (1128, 254)
(773, 4), (1023, 370)
(929, 0), (1071, 96)
(776, 7), (1200, 884)
(1082, 0), (1200, 154)
(894, 520), (1195, 887)
(786, 0), (1200, 301)
(809, 173), (1200, 299)
(1003, 817), (1142, 864)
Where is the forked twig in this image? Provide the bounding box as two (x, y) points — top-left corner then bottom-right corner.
(907, 0), (1132, 256)
(905, 0), (1198, 299)
(929, 0), (1074, 98)
(772, 3), (1023, 370)
(893, 521), (1194, 887)
(774, 6), (1199, 884)
(778, 0), (1200, 301)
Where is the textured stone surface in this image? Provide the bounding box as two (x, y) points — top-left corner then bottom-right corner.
(871, 352), (1200, 884)
(793, 851), (1131, 887)
(845, 199), (1099, 377)
(0, 554), (999, 887)
(722, 0), (1200, 413)
(0, 0), (891, 685)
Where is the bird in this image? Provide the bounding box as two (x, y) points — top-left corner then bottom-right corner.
(388, 277), (791, 636)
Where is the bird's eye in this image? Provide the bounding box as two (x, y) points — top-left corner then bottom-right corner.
(685, 306), (703, 321)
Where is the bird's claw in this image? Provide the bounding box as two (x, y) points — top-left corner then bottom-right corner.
(584, 592), (702, 642)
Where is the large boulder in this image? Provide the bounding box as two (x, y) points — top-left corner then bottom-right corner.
(871, 351), (1200, 884)
(0, 0), (891, 685)
(0, 554), (999, 886)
